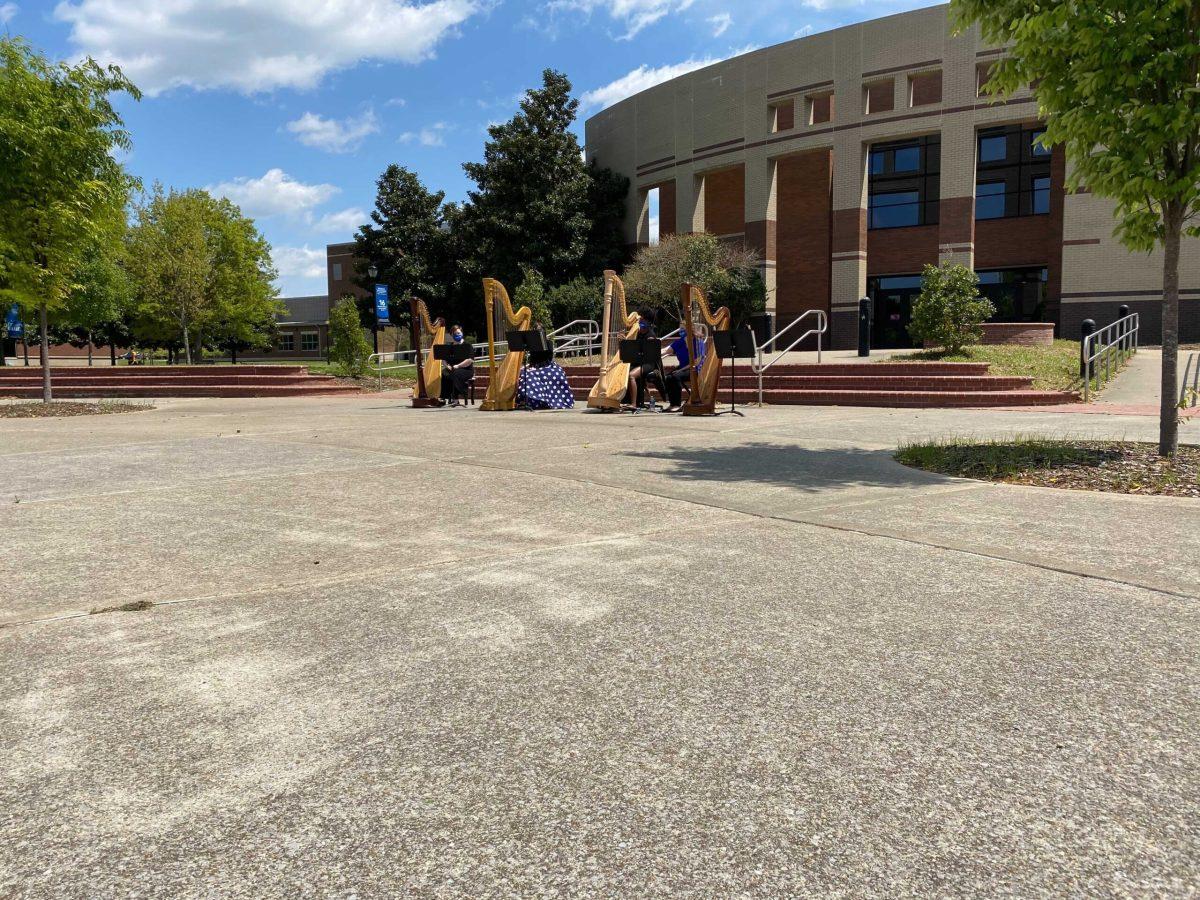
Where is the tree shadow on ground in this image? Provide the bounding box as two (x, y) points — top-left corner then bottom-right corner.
(620, 441), (958, 494)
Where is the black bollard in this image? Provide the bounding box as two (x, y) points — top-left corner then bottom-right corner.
(1080, 318), (1096, 381)
(1117, 304), (1130, 352)
(857, 296), (872, 357)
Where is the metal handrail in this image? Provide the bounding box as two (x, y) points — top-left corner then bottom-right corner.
(1180, 351), (1199, 408)
(751, 310), (828, 406)
(1081, 312), (1139, 401)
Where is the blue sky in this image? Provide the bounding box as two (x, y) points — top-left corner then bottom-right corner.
(5, 0), (931, 296)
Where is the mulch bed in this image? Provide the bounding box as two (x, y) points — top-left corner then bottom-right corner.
(0, 401), (151, 418)
(899, 440), (1199, 498)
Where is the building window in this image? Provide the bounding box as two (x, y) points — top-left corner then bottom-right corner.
(975, 182), (1006, 220)
(863, 79), (894, 115)
(908, 70), (942, 107)
(1030, 129), (1050, 157)
(300, 332), (320, 352)
(770, 99), (794, 133)
(976, 61), (996, 97)
(332, 263), (342, 281)
(974, 124), (1052, 220)
(807, 91), (833, 125)
(278, 333), (295, 352)
(868, 135), (940, 230)
(977, 267), (1049, 321)
(867, 274), (924, 349)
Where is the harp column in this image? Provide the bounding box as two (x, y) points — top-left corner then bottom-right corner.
(744, 151), (778, 317)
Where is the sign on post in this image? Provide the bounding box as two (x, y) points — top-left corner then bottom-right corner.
(374, 285), (390, 325)
(4, 304), (23, 339)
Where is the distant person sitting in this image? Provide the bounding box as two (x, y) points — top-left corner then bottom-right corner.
(625, 309), (666, 410)
(661, 325), (705, 413)
(516, 327), (574, 410)
(440, 324), (474, 406)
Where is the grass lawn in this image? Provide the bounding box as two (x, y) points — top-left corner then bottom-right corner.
(896, 436), (1199, 497)
(885, 339), (1129, 395)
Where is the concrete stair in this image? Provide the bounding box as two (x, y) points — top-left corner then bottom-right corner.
(0, 365), (361, 398)
(474, 362), (1078, 408)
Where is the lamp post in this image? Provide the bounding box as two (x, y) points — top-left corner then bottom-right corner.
(367, 264), (381, 355)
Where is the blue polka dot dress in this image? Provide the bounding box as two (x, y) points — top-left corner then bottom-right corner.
(517, 360), (575, 410)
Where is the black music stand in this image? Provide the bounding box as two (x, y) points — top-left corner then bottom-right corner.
(711, 327), (756, 417)
(505, 330), (549, 353)
(618, 337), (662, 414)
(432, 343), (472, 364)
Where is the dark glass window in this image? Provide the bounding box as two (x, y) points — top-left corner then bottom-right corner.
(867, 274), (924, 349)
(301, 332), (320, 352)
(975, 182), (1006, 220)
(1030, 129), (1050, 156)
(870, 191), (920, 228)
(868, 135), (940, 230)
(976, 267), (1049, 322)
(1031, 175), (1050, 214)
(975, 124), (1052, 220)
(893, 145), (920, 172)
(979, 134), (1007, 162)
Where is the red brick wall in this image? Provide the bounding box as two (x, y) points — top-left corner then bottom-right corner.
(865, 79), (894, 114)
(774, 100), (795, 132)
(832, 208), (866, 255)
(777, 150), (832, 320)
(867, 224), (939, 275)
(657, 180), (677, 237)
(974, 215), (1052, 269)
(939, 196), (974, 249)
(809, 93), (833, 125)
(909, 71), (942, 107)
(704, 166), (745, 236)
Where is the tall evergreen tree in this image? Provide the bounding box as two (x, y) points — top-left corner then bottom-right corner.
(353, 164), (447, 329)
(459, 70), (626, 295)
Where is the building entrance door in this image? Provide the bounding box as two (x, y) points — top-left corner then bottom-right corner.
(867, 274), (923, 348)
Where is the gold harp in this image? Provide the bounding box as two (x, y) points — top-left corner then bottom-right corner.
(411, 297), (445, 407)
(480, 277), (532, 411)
(586, 270), (639, 410)
(681, 282), (730, 416)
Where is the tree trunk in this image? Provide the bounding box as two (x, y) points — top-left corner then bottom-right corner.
(110, 342), (116, 366)
(1159, 204), (1182, 457)
(39, 302), (51, 403)
(182, 318), (192, 365)
(86, 331), (93, 366)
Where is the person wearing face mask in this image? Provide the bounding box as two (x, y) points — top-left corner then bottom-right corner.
(624, 309), (667, 410)
(440, 324), (474, 406)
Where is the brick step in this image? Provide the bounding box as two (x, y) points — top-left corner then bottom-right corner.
(544, 362), (992, 378)
(0, 384), (360, 399)
(0, 374), (340, 387)
(475, 374), (1033, 393)
(0, 365), (311, 379)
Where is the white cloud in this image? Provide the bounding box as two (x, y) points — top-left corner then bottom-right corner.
(286, 109), (380, 154)
(708, 12), (731, 36)
(314, 207), (367, 234)
(794, 25), (814, 38)
(207, 168), (339, 220)
(52, 0), (480, 95)
(581, 56), (722, 111)
(385, 97), (407, 107)
(398, 121), (449, 147)
(545, 0), (694, 39)
(0, 3), (17, 25)
(274, 245), (326, 280)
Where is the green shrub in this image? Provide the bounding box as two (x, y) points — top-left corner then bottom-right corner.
(547, 276), (603, 325)
(514, 264), (552, 329)
(328, 294), (372, 376)
(908, 263), (995, 354)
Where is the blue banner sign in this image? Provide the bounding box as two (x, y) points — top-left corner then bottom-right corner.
(374, 284), (390, 324)
(4, 304), (22, 339)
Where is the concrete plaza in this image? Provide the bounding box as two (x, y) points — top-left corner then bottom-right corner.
(1, 394), (1197, 896)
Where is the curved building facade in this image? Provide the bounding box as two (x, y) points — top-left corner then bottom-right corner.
(584, 3), (1199, 348)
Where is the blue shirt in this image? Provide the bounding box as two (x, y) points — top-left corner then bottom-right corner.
(670, 335), (704, 368)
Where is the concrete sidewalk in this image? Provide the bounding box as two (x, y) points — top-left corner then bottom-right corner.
(1, 397), (1196, 897)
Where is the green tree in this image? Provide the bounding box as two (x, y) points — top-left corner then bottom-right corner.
(0, 37), (139, 400)
(353, 164), (446, 330)
(328, 294), (372, 376)
(514, 264), (552, 330)
(127, 186), (280, 363)
(547, 276), (604, 326)
(56, 231), (132, 365)
(622, 232), (764, 326)
(952, 0), (1200, 455)
(908, 263), (995, 354)
(460, 70), (626, 290)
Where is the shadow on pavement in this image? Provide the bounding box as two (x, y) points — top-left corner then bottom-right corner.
(622, 442), (957, 494)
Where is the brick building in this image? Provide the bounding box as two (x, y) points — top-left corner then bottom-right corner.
(583, 4), (1200, 348)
